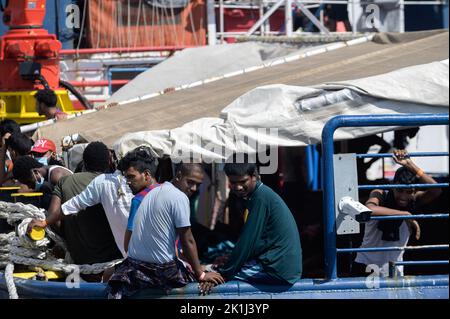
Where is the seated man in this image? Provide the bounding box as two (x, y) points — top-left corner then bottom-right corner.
(107, 163), (224, 298)
(61, 146), (160, 261)
(217, 156), (302, 285)
(117, 146), (160, 253)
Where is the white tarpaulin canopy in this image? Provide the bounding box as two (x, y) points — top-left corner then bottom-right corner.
(113, 59), (449, 161)
(32, 31), (448, 151)
(107, 41), (329, 104)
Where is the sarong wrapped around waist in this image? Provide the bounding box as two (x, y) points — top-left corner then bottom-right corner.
(107, 257), (195, 298)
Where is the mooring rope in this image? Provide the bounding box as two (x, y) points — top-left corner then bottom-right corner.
(0, 201), (123, 299)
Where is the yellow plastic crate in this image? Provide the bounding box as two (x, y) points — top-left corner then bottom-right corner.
(10, 192), (44, 197)
(13, 271), (63, 280)
(0, 186), (21, 191)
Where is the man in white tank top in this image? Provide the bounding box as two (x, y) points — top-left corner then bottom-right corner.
(353, 150), (442, 277)
(12, 156), (73, 191)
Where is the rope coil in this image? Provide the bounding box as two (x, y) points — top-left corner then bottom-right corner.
(0, 201), (124, 299)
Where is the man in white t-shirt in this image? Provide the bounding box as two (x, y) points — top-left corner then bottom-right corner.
(107, 163), (224, 299)
(61, 170), (133, 257)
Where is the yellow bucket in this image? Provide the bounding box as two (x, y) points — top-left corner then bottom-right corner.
(29, 226), (46, 241)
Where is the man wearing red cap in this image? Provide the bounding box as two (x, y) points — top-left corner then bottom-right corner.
(30, 138), (63, 166)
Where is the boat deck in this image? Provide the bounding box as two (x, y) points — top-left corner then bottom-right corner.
(1, 273), (448, 299)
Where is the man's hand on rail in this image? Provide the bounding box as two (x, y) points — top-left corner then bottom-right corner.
(393, 149), (413, 167)
(406, 219), (421, 240)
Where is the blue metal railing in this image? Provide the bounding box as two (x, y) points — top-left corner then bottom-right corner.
(356, 152), (449, 159)
(370, 214), (449, 220)
(306, 144), (320, 191)
(394, 260), (449, 266)
(321, 113), (449, 280)
(337, 244), (449, 253)
(107, 67), (150, 95)
(358, 183), (448, 190)
(357, 152), (449, 189)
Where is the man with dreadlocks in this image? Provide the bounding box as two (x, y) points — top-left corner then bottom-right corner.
(352, 150), (442, 277)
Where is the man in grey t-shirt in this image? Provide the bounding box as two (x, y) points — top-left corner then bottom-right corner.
(128, 181), (190, 263)
(108, 163), (224, 298)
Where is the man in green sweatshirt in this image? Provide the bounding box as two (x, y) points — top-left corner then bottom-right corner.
(217, 157), (302, 285)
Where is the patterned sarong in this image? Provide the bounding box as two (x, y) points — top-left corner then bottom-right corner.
(107, 257), (195, 299)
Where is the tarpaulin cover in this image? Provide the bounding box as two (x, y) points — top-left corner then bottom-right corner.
(33, 31), (449, 152)
(112, 59), (449, 160)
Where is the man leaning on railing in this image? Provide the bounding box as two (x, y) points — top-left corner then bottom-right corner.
(352, 150), (442, 277)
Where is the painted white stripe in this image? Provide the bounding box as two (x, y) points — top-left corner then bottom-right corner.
(223, 70), (245, 78)
(31, 35), (374, 133)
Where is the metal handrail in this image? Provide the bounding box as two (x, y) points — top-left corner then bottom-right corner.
(370, 214), (449, 220)
(321, 113), (449, 280)
(394, 260), (449, 266)
(358, 183), (448, 190)
(214, 0), (448, 40)
(337, 244), (449, 253)
(356, 152), (449, 159)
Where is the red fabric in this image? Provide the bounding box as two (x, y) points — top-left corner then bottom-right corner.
(86, 0), (206, 48)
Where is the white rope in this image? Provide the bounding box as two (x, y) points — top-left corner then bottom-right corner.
(158, 6), (164, 46)
(118, 1), (124, 48)
(0, 202), (46, 224)
(76, 0), (88, 51)
(134, 0), (143, 48)
(169, 0), (180, 47)
(5, 263), (18, 299)
(0, 246), (9, 253)
(151, 1), (156, 46)
(9, 247), (46, 260)
(188, 5), (199, 46)
(9, 255), (123, 275)
(128, 0), (132, 47)
(143, 0), (151, 46)
(110, 0), (116, 50)
(0, 232), (13, 268)
(0, 232), (14, 246)
(96, 0), (103, 48)
(0, 201), (124, 299)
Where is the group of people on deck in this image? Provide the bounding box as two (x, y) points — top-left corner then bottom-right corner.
(1, 106), (443, 297)
(15, 141), (303, 298)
